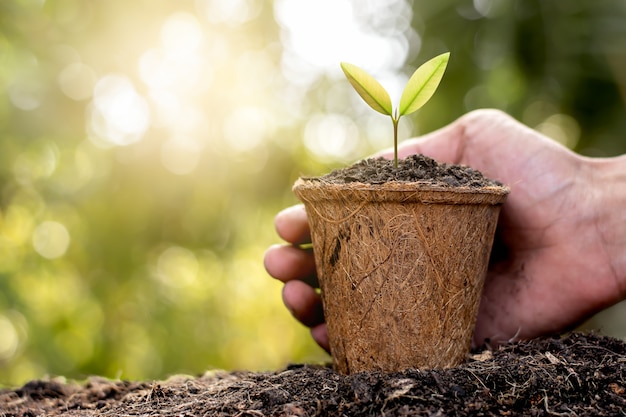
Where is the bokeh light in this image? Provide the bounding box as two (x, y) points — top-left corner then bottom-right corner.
(155, 245), (200, 288)
(160, 135), (203, 175)
(223, 107), (275, 152)
(197, 0), (263, 26)
(32, 221), (71, 259)
(89, 74), (151, 147)
(303, 113), (360, 162)
(0, 315), (20, 361)
(58, 62), (98, 101)
(275, 0), (414, 76)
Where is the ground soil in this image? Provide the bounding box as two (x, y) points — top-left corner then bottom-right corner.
(2, 332), (625, 416)
(308, 155), (503, 188)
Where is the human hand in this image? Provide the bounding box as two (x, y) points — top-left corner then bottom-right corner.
(264, 109), (626, 350)
(264, 204), (330, 349)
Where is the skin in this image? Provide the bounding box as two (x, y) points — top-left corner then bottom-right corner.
(264, 109), (626, 352)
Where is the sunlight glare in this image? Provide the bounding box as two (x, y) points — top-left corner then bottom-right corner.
(303, 113), (359, 162)
(196, 0), (263, 26)
(139, 12), (209, 93)
(139, 11), (212, 138)
(89, 74), (150, 147)
(236, 49), (277, 92)
(223, 107), (274, 151)
(160, 136), (202, 175)
(274, 0), (413, 83)
(161, 12), (203, 57)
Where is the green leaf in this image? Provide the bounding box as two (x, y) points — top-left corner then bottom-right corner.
(398, 52), (450, 116)
(340, 62), (393, 116)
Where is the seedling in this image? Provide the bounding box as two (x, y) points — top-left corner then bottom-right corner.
(340, 52), (450, 168)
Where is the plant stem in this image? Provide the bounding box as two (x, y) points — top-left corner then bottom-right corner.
(392, 117), (399, 168)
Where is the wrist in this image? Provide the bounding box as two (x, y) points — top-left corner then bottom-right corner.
(589, 154), (626, 297)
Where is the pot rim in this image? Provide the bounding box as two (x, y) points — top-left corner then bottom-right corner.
(293, 178), (509, 205)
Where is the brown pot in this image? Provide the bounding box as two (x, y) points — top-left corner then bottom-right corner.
(293, 179), (509, 374)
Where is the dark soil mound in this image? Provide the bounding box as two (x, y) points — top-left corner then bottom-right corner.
(2, 332), (625, 416)
(309, 155), (502, 188)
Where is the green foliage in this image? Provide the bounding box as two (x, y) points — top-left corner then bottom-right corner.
(341, 53), (449, 167)
(399, 53), (450, 117)
(339, 63), (393, 116)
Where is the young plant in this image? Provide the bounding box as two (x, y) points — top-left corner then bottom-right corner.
(340, 52), (450, 168)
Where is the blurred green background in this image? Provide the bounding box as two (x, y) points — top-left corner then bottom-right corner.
(1, 0), (625, 386)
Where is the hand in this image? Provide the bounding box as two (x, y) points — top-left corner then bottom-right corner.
(264, 205), (330, 349)
(264, 109), (626, 350)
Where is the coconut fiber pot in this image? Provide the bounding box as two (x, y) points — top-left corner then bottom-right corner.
(293, 173), (508, 374)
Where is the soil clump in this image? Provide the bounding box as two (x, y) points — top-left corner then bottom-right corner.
(307, 155), (503, 188)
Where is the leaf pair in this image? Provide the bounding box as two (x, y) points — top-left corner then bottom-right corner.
(340, 52), (450, 167)
(340, 52), (450, 119)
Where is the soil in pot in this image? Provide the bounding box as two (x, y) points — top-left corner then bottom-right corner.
(308, 154), (503, 187)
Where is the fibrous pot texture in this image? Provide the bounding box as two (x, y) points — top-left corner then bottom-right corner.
(293, 179), (508, 374)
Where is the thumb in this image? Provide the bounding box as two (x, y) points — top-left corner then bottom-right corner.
(398, 120), (465, 164)
(372, 109), (546, 186)
(374, 114), (466, 164)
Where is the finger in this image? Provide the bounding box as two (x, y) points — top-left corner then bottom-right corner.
(282, 280), (325, 328)
(378, 109), (546, 186)
(264, 244), (319, 287)
(275, 205), (311, 244)
(398, 115), (468, 163)
(311, 323), (330, 353)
